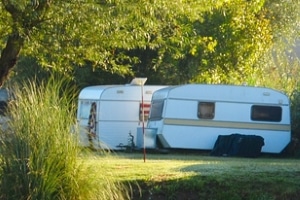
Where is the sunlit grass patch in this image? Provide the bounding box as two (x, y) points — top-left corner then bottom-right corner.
(85, 152), (300, 199)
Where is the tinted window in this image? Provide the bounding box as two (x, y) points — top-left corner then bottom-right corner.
(80, 101), (95, 119)
(0, 101), (7, 115)
(251, 105), (282, 122)
(149, 100), (164, 120)
(198, 102), (215, 119)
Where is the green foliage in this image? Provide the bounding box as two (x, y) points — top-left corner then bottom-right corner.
(1, 0), (299, 86)
(0, 0), (299, 86)
(265, 0), (300, 42)
(0, 75), (128, 199)
(290, 88), (300, 141)
(189, 0), (272, 84)
(269, 88), (300, 156)
(0, 76), (78, 199)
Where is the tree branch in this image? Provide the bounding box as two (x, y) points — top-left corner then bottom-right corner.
(0, 33), (24, 86)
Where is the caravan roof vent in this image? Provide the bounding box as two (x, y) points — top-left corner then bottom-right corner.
(130, 78), (147, 86)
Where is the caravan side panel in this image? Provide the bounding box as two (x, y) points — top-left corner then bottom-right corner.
(148, 84), (291, 153)
(97, 100), (149, 149)
(77, 85), (167, 149)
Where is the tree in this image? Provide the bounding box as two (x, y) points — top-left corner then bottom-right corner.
(1, 0), (299, 87)
(2, 0), (232, 87)
(175, 0), (300, 85)
(0, 0), (52, 86)
(256, 0), (300, 92)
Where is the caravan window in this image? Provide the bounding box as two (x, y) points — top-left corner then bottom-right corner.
(198, 102), (215, 119)
(79, 101), (96, 119)
(0, 88), (9, 116)
(251, 105), (282, 122)
(0, 101), (8, 116)
(149, 100), (164, 120)
(139, 103), (151, 121)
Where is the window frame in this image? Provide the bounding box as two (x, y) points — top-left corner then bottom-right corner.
(139, 102), (151, 121)
(79, 101), (96, 119)
(251, 105), (282, 122)
(197, 102), (215, 119)
(148, 100), (164, 121)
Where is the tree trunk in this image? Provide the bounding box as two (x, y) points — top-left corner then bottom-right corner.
(0, 33), (24, 87)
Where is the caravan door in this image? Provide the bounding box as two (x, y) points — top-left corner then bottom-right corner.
(77, 100), (99, 148)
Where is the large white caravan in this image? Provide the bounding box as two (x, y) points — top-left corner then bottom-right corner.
(147, 84), (291, 153)
(76, 79), (166, 150)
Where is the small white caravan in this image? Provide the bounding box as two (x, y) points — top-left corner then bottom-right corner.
(147, 84), (291, 153)
(76, 78), (166, 150)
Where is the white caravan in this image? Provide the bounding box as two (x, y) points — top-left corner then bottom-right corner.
(76, 78), (166, 150)
(147, 84), (291, 153)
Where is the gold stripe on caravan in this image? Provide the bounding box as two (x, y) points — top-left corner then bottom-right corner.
(163, 118), (291, 131)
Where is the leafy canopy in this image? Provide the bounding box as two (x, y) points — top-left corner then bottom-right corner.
(0, 0), (299, 86)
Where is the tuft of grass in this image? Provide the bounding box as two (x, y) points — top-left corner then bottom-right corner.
(0, 76), (128, 200)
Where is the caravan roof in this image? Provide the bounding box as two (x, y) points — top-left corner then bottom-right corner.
(78, 85), (116, 100)
(79, 85), (164, 101)
(152, 84), (289, 105)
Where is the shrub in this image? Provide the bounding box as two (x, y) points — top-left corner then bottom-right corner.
(288, 89), (300, 157)
(0, 75), (128, 199)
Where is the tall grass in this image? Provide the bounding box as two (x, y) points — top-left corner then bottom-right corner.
(0, 76), (129, 199)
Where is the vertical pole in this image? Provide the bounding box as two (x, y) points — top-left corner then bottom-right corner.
(141, 83), (146, 162)
(132, 77), (147, 162)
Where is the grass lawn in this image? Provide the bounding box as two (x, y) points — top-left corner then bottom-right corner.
(81, 150), (300, 200)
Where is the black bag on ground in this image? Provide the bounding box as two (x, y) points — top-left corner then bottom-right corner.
(210, 134), (235, 156)
(211, 133), (264, 158)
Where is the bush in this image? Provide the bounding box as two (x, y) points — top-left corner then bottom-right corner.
(0, 75), (128, 199)
(288, 89), (300, 157)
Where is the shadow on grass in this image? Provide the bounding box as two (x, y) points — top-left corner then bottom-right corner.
(127, 168), (300, 200)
